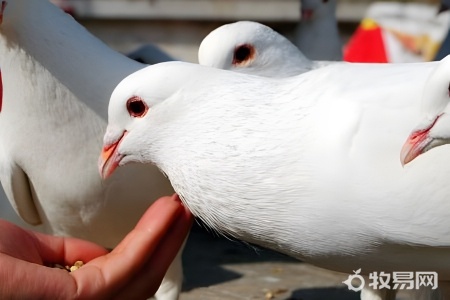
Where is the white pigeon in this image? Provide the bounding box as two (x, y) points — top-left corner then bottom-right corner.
(99, 60), (450, 298)
(401, 55), (450, 165)
(0, 1), (182, 299)
(198, 21), (319, 77)
(0, 54), (34, 230)
(294, 0), (342, 61)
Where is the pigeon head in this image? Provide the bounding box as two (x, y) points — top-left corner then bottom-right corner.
(198, 21), (312, 77)
(401, 55), (450, 165)
(300, 0), (336, 21)
(99, 61), (214, 179)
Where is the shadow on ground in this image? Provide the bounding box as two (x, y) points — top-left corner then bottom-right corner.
(287, 287), (361, 300)
(182, 221), (298, 291)
(181, 222), (363, 299)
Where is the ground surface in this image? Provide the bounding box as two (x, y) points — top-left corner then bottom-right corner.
(180, 223), (422, 300)
(180, 223), (367, 300)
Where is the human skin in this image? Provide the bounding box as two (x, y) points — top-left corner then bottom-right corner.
(0, 194), (193, 299)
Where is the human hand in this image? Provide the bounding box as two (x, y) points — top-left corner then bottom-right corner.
(0, 194), (192, 299)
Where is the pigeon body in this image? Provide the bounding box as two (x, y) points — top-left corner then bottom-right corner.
(0, 1), (180, 298)
(100, 61), (450, 281)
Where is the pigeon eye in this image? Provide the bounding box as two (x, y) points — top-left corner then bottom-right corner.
(448, 83), (450, 97)
(233, 44), (255, 65)
(322, 0), (329, 3)
(126, 96), (148, 118)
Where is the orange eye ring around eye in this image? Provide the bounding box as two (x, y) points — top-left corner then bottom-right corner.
(233, 44), (255, 65)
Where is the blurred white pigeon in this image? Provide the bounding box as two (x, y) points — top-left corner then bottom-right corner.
(295, 0), (342, 61)
(0, 66), (35, 229)
(0, 187), (37, 230)
(198, 21), (323, 77)
(401, 55), (450, 165)
(99, 60), (450, 300)
(0, 0), (181, 298)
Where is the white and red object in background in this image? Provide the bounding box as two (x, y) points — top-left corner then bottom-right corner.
(344, 2), (450, 63)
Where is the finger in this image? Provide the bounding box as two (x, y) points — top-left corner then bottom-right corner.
(71, 194), (187, 299)
(0, 253), (76, 299)
(113, 198), (193, 299)
(0, 195), (190, 300)
(0, 219), (108, 266)
(34, 233), (109, 266)
(0, 220), (44, 262)
(0, 221), (108, 299)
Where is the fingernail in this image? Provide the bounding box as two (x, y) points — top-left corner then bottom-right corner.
(172, 193), (181, 203)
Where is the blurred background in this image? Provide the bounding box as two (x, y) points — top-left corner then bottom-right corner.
(49, 0), (445, 64)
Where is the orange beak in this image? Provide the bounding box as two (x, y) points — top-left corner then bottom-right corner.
(400, 116), (440, 166)
(99, 132), (126, 179)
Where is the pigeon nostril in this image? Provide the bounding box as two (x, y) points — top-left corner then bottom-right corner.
(126, 96), (148, 118)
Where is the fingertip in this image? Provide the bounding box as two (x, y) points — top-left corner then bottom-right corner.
(169, 193), (183, 206)
(174, 194), (193, 221)
(154, 193), (187, 215)
(150, 194), (182, 212)
(181, 202), (194, 224)
(135, 195), (184, 231)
